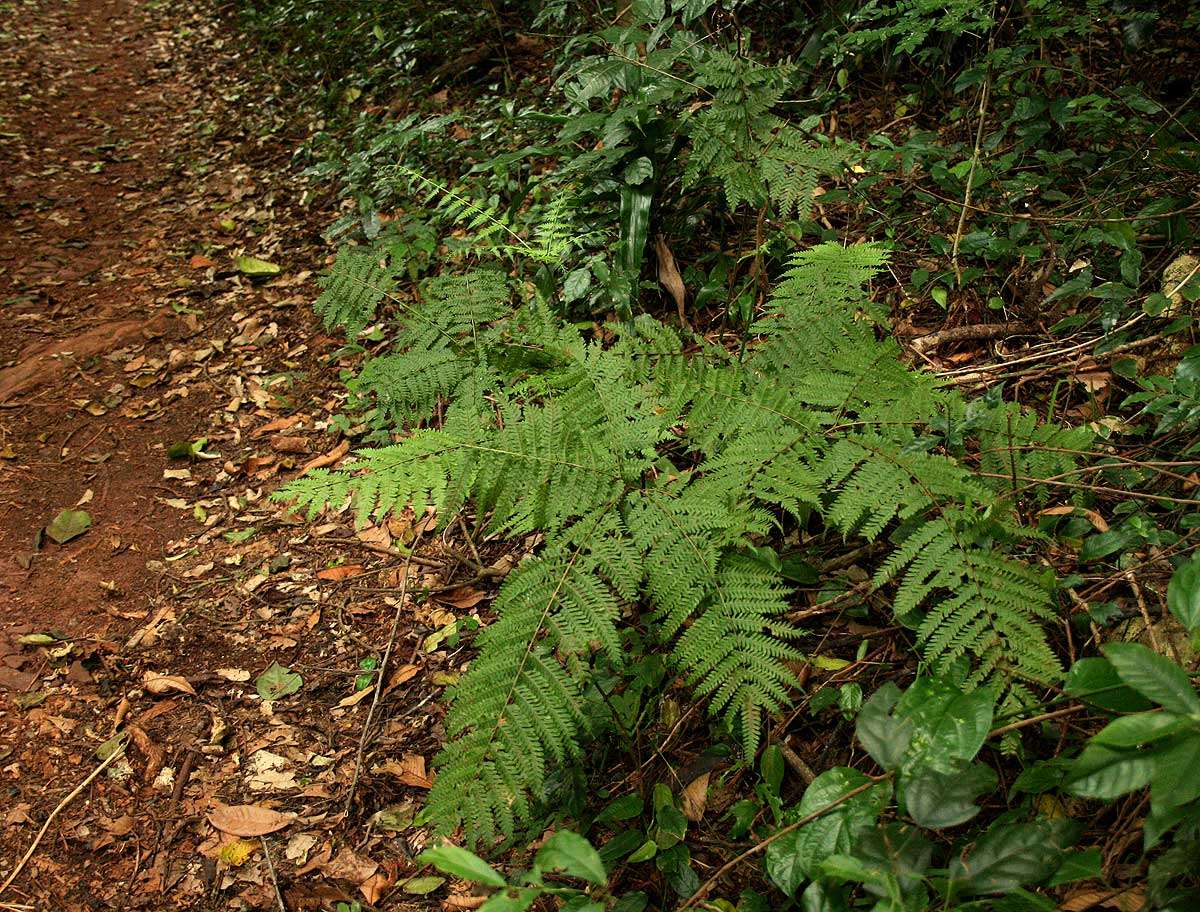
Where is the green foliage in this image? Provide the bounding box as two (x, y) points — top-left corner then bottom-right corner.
(251, 0), (1200, 907)
(313, 247), (391, 338)
(279, 233), (1086, 844)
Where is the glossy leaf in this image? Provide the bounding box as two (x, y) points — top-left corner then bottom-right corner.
(856, 682), (912, 771)
(764, 768), (890, 896)
(1064, 657), (1152, 713)
(947, 821), (1073, 895)
(534, 831), (607, 885)
(1167, 556), (1200, 632)
(1102, 642), (1200, 715)
(418, 843), (506, 887)
(904, 761), (997, 829)
(1067, 743), (1156, 799)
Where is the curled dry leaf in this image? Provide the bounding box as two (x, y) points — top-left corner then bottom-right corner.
(321, 845), (378, 884)
(681, 771), (710, 822)
(654, 234), (688, 329)
(207, 802), (296, 837)
(316, 564), (364, 581)
(141, 671), (196, 696)
(299, 438), (350, 476)
(379, 753), (433, 789)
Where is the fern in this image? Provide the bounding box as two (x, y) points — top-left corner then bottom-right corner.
(684, 49), (849, 217)
(314, 247), (393, 337)
(279, 216), (1082, 845)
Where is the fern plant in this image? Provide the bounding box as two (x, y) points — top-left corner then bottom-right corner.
(279, 211), (1088, 844)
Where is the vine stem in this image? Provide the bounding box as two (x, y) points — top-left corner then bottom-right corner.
(676, 773), (893, 911)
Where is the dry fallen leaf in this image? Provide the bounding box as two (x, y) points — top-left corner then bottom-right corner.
(321, 845), (379, 884)
(207, 802), (296, 837)
(360, 871), (393, 905)
(681, 771), (709, 822)
(384, 663), (420, 694)
(655, 234), (688, 329)
(316, 564), (364, 581)
(435, 586), (488, 610)
(379, 753), (433, 789)
(300, 439), (350, 476)
(141, 671), (196, 696)
(335, 687), (374, 709)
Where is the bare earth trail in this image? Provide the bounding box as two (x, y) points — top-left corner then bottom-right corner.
(0, 2), (449, 909)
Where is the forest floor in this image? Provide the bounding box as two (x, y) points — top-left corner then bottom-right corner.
(0, 2), (461, 908)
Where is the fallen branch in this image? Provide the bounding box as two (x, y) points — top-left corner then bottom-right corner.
(910, 321), (1030, 354)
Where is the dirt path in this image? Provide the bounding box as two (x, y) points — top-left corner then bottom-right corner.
(0, 3), (453, 909)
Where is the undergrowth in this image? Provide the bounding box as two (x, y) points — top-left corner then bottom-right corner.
(247, 0), (1200, 908)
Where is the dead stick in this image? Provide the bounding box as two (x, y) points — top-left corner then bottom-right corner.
(345, 529), (423, 816)
(261, 836), (288, 912)
(910, 322), (1030, 354)
(0, 744), (126, 895)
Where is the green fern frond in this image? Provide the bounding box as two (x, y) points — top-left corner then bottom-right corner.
(426, 516), (624, 844)
(354, 349), (469, 424)
(272, 430), (452, 527)
(314, 247), (393, 338)
(674, 554), (800, 754)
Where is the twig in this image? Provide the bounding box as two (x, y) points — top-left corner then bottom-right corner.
(987, 704), (1085, 739)
(950, 34), (994, 285)
(678, 774), (891, 910)
(261, 837), (287, 912)
(1125, 570), (1166, 658)
(777, 738), (817, 785)
(345, 529), (423, 816)
(0, 743), (126, 896)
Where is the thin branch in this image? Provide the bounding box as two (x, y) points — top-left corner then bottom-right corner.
(1, 743), (126, 896)
(345, 528), (424, 816)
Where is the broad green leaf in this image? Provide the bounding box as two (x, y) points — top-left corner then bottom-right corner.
(1067, 743), (1155, 799)
(1048, 848), (1102, 887)
(799, 881), (850, 912)
(896, 678), (994, 772)
(1149, 734), (1200, 809)
(617, 183), (652, 300)
(852, 823), (932, 896)
(595, 793), (644, 824)
(1064, 657), (1152, 713)
(1103, 642), (1200, 715)
(534, 831), (607, 885)
(46, 509), (91, 544)
(234, 255), (282, 276)
(1167, 556), (1200, 632)
(563, 267), (591, 303)
(255, 662), (303, 701)
(904, 761), (997, 829)
(480, 888), (539, 912)
(596, 830), (645, 867)
(947, 821), (1073, 895)
(418, 843), (506, 887)
(764, 768), (890, 896)
(622, 156), (653, 185)
(402, 876), (446, 894)
(611, 893), (649, 912)
(761, 744), (784, 796)
(1092, 712), (1189, 748)
(626, 839), (657, 863)
(856, 683), (912, 771)
(655, 843), (699, 897)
